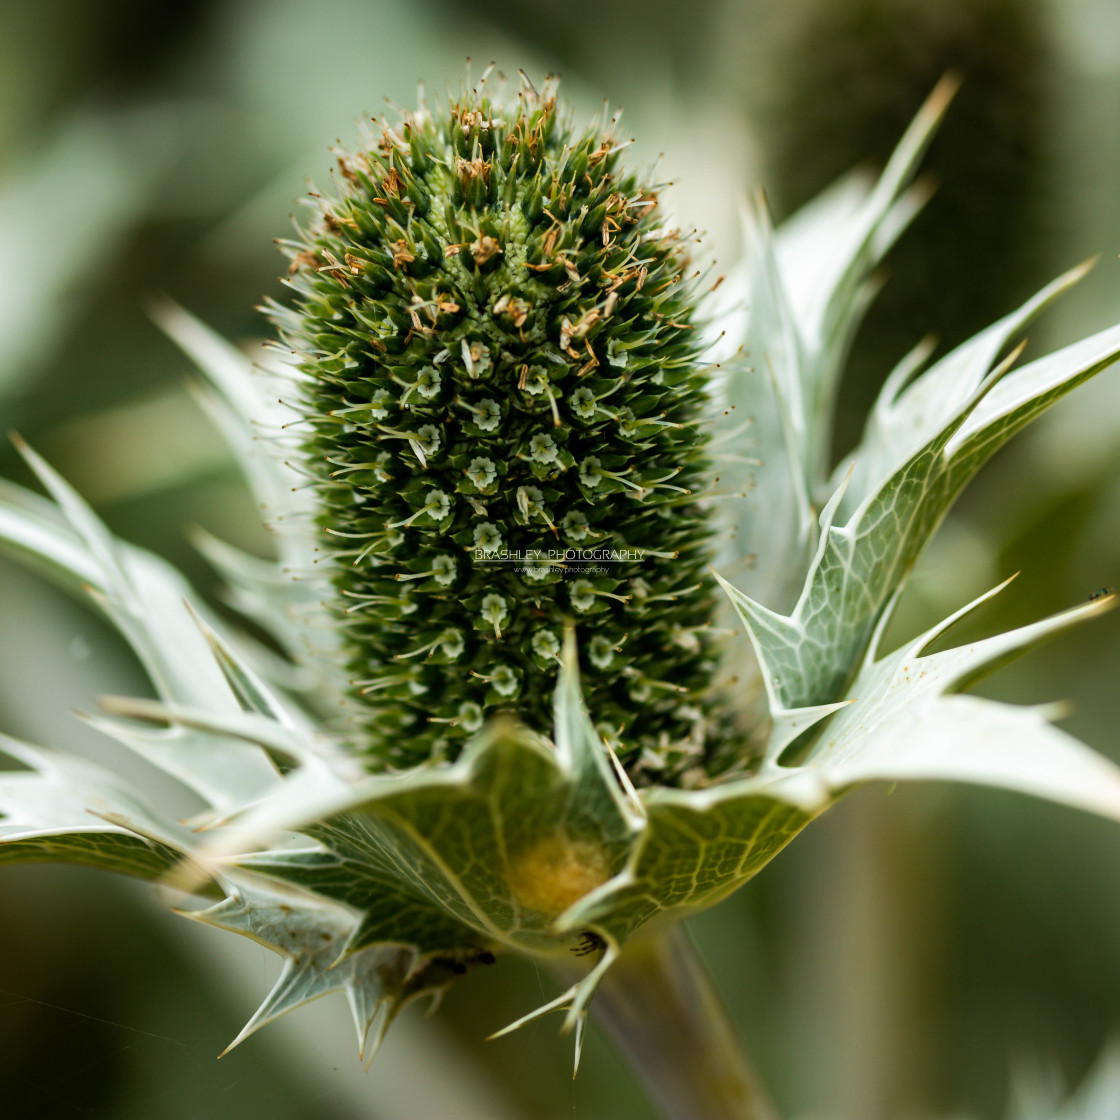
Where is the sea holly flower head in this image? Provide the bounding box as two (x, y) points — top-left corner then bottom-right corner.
(273, 68), (717, 777)
(3, 70), (1120, 1080)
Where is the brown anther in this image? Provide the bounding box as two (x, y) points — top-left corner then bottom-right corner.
(456, 157), (491, 188)
(571, 309), (600, 340)
(587, 142), (613, 166)
(316, 250), (350, 286)
(381, 167), (405, 198)
(333, 154), (369, 187)
(391, 240), (416, 270)
(471, 235), (502, 265)
(378, 129), (409, 156)
(287, 248), (320, 276)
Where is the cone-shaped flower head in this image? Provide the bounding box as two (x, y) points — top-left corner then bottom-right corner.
(272, 73), (717, 776)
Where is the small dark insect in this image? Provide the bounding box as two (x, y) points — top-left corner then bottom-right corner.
(571, 931), (606, 957)
(1089, 587), (1113, 601)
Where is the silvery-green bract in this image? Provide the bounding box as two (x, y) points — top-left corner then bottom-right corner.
(2, 74), (1120, 1070)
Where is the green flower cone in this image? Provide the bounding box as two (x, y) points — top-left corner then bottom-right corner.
(271, 72), (716, 779)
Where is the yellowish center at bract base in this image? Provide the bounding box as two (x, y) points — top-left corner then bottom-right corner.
(506, 831), (612, 917)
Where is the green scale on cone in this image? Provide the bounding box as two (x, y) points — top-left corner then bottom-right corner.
(271, 73), (718, 776)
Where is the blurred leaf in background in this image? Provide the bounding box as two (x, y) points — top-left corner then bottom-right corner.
(723, 0), (1055, 455)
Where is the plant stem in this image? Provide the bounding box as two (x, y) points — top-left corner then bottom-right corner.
(590, 921), (780, 1120)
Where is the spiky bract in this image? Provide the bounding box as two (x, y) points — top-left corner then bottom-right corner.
(273, 74), (717, 777)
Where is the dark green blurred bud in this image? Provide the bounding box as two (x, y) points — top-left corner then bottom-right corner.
(734, 0), (1051, 455)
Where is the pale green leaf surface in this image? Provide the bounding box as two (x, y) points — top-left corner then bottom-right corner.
(0, 732), (220, 893)
(949, 320), (1120, 459)
(776, 76), (950, 472)
(0, 733), (187, 836)
(715, 194), (813, 613)
(0, 828), (205, 887)
(564, 587), (1120, 950)
(2, 445), (241, 715)
(715, 81), (950, 612)
(0, 478), (101, 590)
(793, 78), (952, 469)
(799, 590), (1120, 819)
(720, 318), (1120, 728)
(840, 263), (1092, 515)
(182, 879), (450, 1059)
(190, 640), (639, 951)
(308, 721), (637, 956)
(770, 170), (873, 332)
(233, 847), (479, 957)
(1009, 1040), (1120, 1120)
(187, 603), (311, 735)
(191, 527), (323, 677)
(559, 778), (821, 947)
(0, 468), (311, 812)
(85, 592), (322, 809)
(94, 695), (341, 792)
(155, 304), (349, 706)
(79, 714), (281, 814)
(822, 694), (1120, 819)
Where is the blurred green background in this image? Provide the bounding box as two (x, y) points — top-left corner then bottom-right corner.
(2, 0), (1120, 1117)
